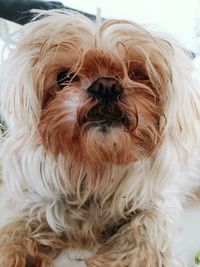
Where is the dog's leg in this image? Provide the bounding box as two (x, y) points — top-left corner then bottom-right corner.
(0, 217), (66, 267)
(87, 204), (175, 267)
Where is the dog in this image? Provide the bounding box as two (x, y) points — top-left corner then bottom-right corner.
(0, 9), (200, 267)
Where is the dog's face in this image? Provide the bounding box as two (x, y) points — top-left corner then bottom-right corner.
(3, 12), (173, 166)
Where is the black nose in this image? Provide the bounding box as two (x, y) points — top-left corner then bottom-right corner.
(87, 77), (122, 100)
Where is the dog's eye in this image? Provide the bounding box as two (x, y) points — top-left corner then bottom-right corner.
(57, 70), (80, 89)
(129, 70), (149, 81)
(136, 74), (149, 81)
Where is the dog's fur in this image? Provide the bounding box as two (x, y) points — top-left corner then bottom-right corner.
(0, 10), (200, 267)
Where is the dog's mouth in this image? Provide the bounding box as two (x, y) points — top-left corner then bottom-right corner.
(76, 77), (132, 133)
(82, 102), (130, 132)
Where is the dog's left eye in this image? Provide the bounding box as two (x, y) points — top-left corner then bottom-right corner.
(129, 70), (149, 82)
(57, 70), (80, 89)
(135, 74), (149, 81)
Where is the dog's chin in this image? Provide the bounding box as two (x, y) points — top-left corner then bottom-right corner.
(79, 120), (135, 166)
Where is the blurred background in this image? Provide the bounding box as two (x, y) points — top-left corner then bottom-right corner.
(0, 0), (200, 60)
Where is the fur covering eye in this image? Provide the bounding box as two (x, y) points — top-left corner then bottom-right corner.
(0, 10), (199, 267)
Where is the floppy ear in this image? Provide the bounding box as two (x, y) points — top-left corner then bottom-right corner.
(0, 43), (43, 129)
(162, 42), (200, 152)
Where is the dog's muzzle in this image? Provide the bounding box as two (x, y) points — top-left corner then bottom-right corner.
(86, 77), (129, 130)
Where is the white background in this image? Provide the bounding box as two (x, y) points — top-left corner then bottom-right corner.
(62, 0), (199, 52)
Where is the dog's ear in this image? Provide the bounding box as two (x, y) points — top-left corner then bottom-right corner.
(163, 43), (200, 152)
(0, 42), (43, 129)
(139, 34), (200, 157)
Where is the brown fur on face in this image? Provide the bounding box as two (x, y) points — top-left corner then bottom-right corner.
(1, 10), (199, 267)
(38, 26), (170, 166)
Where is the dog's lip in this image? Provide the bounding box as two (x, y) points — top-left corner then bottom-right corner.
(83, 114), (130, 129)
(80, 101), (131, 130)
(85, 103), (124, 121)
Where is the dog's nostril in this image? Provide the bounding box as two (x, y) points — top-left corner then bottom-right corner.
(111, 83), (122, 95)
(99, 83), (104, 92)
(87, 77), (122, 99)
(111, 84), (116, 92)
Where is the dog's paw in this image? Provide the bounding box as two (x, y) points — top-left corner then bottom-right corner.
(86, 256), (125, 267)
(0, 254), (25, 267)
(0, 250), (52, 267)
(86, 258), (108, 267)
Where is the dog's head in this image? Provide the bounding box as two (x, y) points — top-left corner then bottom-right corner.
(2, 11), (192, 167)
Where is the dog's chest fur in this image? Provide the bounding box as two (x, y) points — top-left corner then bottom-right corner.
(61, 193), (134, 249)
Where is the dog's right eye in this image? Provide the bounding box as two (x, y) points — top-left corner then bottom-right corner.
(129, 70), (149, 82)
(57, 70), (80, 89)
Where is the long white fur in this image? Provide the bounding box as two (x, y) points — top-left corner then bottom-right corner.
(0, 10), (200, 266)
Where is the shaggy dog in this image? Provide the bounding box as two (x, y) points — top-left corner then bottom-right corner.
(0, 10), (199, 267)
